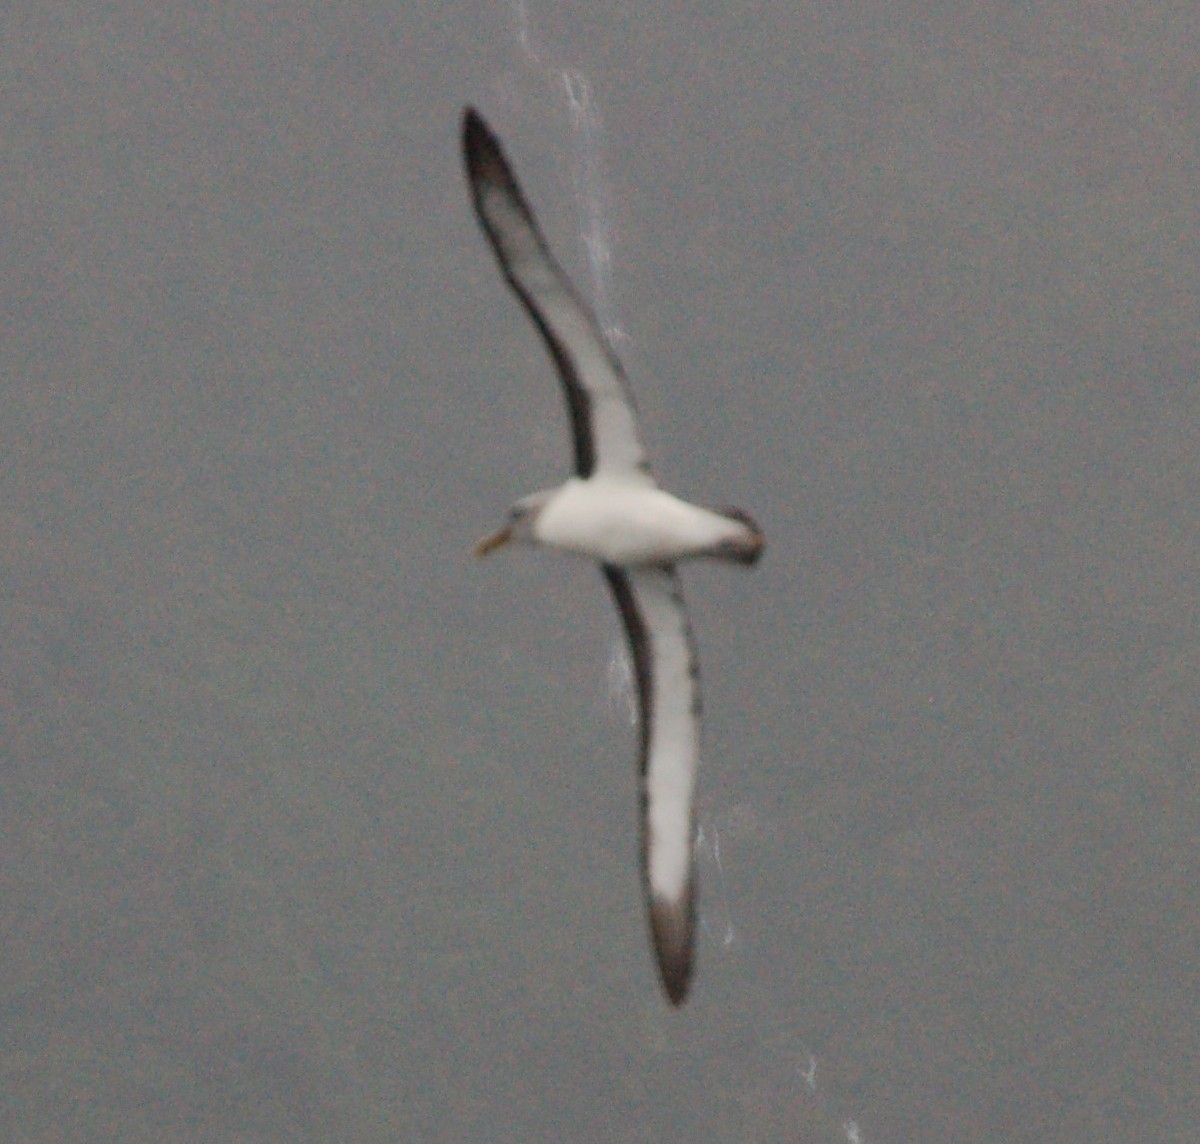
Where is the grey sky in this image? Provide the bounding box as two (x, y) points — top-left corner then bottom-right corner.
(0, 3), (1196, 1141)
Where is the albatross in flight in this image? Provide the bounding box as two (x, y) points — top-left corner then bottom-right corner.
(463, 107), (763, 1006)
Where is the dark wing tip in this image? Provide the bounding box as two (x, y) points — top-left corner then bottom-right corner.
(461, 105), (486, 146)
(461, 107), (538, 245)
(650, 892), (696, 1006)
(462, 106), (501, 184)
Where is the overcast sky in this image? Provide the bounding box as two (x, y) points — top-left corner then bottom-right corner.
(1, 3), (1196, 1140)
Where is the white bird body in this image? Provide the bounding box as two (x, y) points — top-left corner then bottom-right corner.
(463, 107), (763, 1005)
(530, 478), (755, 566)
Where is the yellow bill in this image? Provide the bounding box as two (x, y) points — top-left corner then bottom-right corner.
(474, 525), (512, 558)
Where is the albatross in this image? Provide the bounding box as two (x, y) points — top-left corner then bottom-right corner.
(463, 107), (763, 1006)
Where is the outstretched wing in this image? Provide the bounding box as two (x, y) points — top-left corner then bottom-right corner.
(602, 563), (699, 1005)
(463, 107), (652, 482)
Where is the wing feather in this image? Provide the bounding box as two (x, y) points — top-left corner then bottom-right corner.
(602, 563), (699, 1005)
(463, 108), (651, 481)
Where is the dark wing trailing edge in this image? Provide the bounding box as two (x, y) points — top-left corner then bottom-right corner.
(602, 563), (700, 1006)
(462, 107), (651, 481)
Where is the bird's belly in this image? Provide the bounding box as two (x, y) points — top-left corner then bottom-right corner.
(536, 482), (728, 565)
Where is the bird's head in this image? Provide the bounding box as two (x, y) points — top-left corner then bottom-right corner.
(474, 490), (554, 557)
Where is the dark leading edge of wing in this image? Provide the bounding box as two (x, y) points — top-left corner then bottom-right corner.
(461, 107), (650, 481)
(602, 564), (699, 1006)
